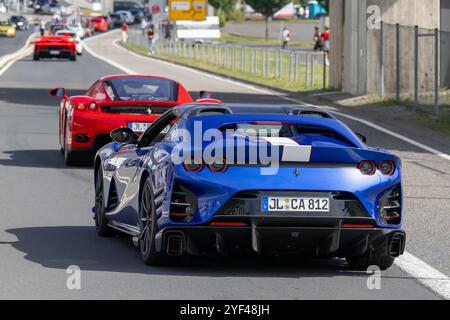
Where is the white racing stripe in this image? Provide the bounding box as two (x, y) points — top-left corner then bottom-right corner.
(263, 137), (312, 162)
(83, 36), (450, 299)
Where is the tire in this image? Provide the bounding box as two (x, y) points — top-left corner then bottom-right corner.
(94, 167), (114, 236)
(138, 178), (173, 266)
(70, 54), (76, 61)
(346, 249), (395, 271)
(63, 120), (79, 166)
(33, 53), (39, 61)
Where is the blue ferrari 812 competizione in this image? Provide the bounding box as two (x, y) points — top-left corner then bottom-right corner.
(93, 103), (405, 269)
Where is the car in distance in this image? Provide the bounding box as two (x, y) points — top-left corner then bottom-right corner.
(109, 13), (126, 28)
(66, 22), (86, 40)
(34, 35), (77, 61)
(55, 30), (83, 55)
(49, 75), (194, 166)
(0, 20), (16, 37)
(91, 15), (111, 32)
(113, 0), (147, 23)
(9, 15), (29, 31)
(92, 103), (406, 269)
(115, 10), (134, 24)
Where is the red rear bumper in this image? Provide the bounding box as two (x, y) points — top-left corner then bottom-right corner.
(35, 43), (76, 57)
(68, 112), (160, 151)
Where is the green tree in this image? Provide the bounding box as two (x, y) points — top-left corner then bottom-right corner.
(209, 0), (239, 26)
(245, 0), (290, 40)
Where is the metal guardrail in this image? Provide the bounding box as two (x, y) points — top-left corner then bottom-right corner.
(128, 30), (329, 90)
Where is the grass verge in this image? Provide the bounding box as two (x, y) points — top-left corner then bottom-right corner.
(123, 42), (328, 92)
(220, 32), (314, 49)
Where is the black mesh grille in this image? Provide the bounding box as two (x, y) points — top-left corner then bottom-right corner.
(100, 105), (171, 115)
(379, 186), (401, 225)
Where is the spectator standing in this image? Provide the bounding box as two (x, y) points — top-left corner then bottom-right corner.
(282, 27), (292, 50)
(140, 18), (147, 35)
(39, 19), (45, 36)
(147, 24), (158, 55)
(313, 26), (323, 51)
(121, 22), (129, 44)
(321, 26), (330, 65)
(165, 21), (172, 42)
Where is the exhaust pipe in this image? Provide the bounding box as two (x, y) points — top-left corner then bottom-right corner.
(389, 233), (405, 257)
(166, 233), (184, 256)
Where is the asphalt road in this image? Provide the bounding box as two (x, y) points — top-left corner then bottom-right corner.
(0, 33), (447, 299)
(0, 29), (32, 58)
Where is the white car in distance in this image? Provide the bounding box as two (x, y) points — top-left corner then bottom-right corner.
(55, 30), (83, 55)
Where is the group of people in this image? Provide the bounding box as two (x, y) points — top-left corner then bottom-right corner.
(313, 26), (330, 65)
(313, 26), (330, 53)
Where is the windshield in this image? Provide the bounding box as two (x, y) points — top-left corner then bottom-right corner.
(104, 77), (177, 102)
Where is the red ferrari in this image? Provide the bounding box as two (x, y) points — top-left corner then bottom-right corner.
(50, 75), (194, 166)
(91, 15), (110, 32)
(34, 35), (77, 61)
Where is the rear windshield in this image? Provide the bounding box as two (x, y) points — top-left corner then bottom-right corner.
(104, 77), (177, 102)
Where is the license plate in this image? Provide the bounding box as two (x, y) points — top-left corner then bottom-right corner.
(49, 50), (60, 55)
(261, 197), (330, 213)
(128, 122), (152, 132)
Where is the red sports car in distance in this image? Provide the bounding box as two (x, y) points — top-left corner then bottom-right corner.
(91, 15), (110, 32)
(34, 35), (77, 61)
(50, 75), (194, 166)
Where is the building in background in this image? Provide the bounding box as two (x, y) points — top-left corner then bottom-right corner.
(330, 0), (449, 96)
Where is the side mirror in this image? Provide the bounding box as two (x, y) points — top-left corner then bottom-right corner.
(199, 91), (212, 100)
(49, 87), (67, 99)
(356, 133), (367, 144)
(110, 127), (137, 145)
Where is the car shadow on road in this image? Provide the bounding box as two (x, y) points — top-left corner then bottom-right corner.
(0, 88), (86, 107)
(4, 226), (368, 279)
(0, 150), (91, 169)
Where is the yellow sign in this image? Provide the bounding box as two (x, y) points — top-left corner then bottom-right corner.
(169, 0), (208, 21)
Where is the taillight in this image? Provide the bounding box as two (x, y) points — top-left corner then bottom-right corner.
(378, 160), (395, 175)
(76, 103), (97, 111)
(207, 158), (228, 173)
(76, 103), (85, 111)
(358, 160), (376, 175)
(183, 159), (204, 173)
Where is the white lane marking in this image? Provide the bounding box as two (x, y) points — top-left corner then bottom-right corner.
(86, 36), (450, 299)
(0, 33), (35, 77)
(330, 111), (450, 162)
(111, 38), (284, 96)
(84, 30), (137, 75)
(0, 47), (33, 77)
(395, 252), (450, 300)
